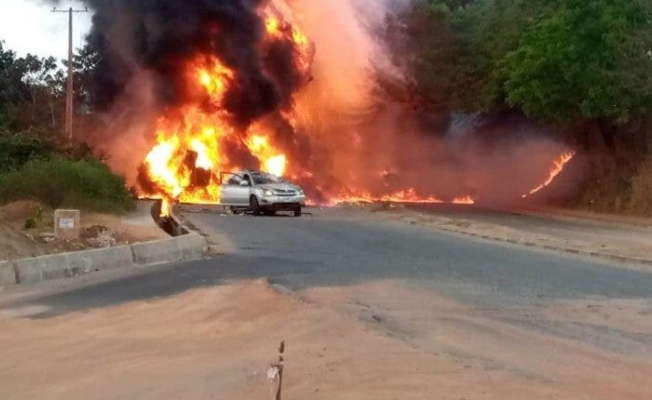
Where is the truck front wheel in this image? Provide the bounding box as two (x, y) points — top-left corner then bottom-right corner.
(250, 196), (261, 216)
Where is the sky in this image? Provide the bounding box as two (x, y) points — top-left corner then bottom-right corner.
(0, 0), (93, 61)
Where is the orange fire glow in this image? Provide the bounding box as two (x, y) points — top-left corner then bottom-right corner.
(265, 14), (309, 48)
(262, 9), (313, 73)
(139, 9), (308, 216)
(522, 151), (576, 198)
(329, 189), (475, 206)
(451, 196), (475, 205)
(245, 134), (288, 177)
(141, 108), (229, 215)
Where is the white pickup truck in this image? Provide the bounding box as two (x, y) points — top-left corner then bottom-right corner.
(220, 171), (306, 216)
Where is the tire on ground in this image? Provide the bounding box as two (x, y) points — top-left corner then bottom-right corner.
(250, 196), (262, 216)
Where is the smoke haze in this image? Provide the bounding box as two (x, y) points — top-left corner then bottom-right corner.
(57, 0), (577, 205)
(281, 0), (576, 203)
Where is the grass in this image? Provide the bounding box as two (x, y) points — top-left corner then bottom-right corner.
(0, 131), (55, 172)
(570, 148), (652, 217)
(0, 156), (135, 213)
(628, 154), (652, 215)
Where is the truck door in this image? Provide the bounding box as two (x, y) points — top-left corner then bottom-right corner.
(231, 173), (253, 206)
(220, 174), (241, 205)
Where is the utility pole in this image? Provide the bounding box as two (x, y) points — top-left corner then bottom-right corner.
(52, 6), (88, 141)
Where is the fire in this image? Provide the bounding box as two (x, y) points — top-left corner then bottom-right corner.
(197, 61), (233, 98)
(261, 8), (314, 74)
(144, 136), (184, 200)
(451, 196), (475, 205)
(523, 151), (576, 198)
(329, 189), (475, 206)
(264, 13), (308, 46)
(138, 4), (309, 217)
(139, 54), (237, 216)
(140, 113), (229, 215)
(245, 134), (287, 177)
(265, 16), (282, 35)
(266, 155), (288, 176)
(137, 1), (575, 218)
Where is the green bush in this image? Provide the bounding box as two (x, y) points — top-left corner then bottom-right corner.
(0, 155), (135, 213)
(24, 218), (36, 229)
(0, 132), (55, 172)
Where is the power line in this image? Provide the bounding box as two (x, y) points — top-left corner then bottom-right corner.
(51, 6), (89, 141)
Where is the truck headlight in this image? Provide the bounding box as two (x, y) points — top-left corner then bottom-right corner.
(264, 190), (274, 197)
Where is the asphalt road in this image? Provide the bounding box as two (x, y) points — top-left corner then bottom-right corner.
(3, 206), (652, 355)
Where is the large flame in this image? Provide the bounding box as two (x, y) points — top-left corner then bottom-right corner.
(139, 8), (303, 216)
(329, 189), (476, 206)
(263, 10), (313, 72)
(137, 1), (575, 217)
(245, 134), (288, 177)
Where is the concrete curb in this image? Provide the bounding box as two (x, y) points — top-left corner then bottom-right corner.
(131, 233), (208, 266)
(0, 232), (208, 288)
(432, 225), (652, 268)
(169, 205), (195, 235)
(0, 201), (210, 288)
(0, 261), (16, 287)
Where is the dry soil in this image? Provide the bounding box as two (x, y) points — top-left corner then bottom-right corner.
(1, 279), (650, 399)
(0, 201), (167, 261)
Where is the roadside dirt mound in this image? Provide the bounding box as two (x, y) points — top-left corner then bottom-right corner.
(0, 200), (41, 222)
(0, 201), (168, 261)
(0, 221), (47, 260)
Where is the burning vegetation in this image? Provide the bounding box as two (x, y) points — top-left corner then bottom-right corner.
(522, 152), (576, 199)
(81, 0), (578, 214)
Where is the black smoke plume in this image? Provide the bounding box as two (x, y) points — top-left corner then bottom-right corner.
(80, 0), (304, 127)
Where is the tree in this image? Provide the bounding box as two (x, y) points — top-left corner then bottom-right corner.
(19, 54), (62, 129)
(386, 0), (472, 111)
(0, 41), (67, 132)
(392, 0), (542, 112)
(71, 43), (101, 114)
(502, 0), (652, 124)
(19, 55), (58, 103)
(395, 0), (652, 125)
(0, 41), (28, 108)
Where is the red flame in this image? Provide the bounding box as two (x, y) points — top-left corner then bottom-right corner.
(327, 189), (475, 206)
(523, 151), (576, 198)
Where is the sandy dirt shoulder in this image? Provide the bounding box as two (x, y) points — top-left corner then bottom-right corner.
(0, 200), (168, 261)
(1, 279), (651, 399)
(349, 204), (652, 269)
